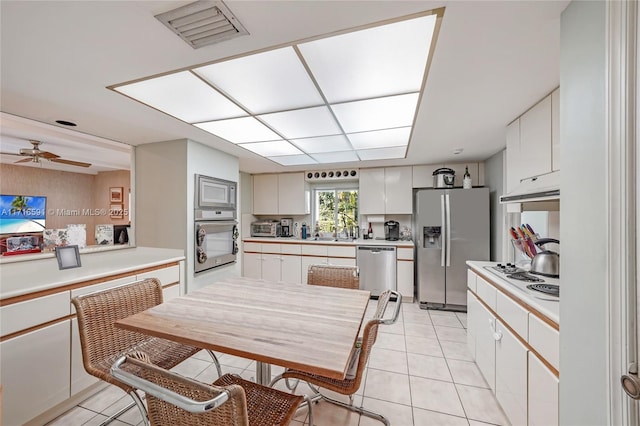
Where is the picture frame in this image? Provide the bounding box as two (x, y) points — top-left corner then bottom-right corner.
(110, 203), (124, 219)
(110, 187), (123, 202)
(55, 245), (82, 270)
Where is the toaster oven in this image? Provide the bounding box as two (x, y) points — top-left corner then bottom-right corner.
(251, 221), (279, 237)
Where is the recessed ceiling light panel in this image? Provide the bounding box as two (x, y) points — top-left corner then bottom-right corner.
(357, 146), (407, 161)
(347, 127), (411, 149)
(311, 151), (359, 164)
(331, 93), (419, 133)
(115, 71), (247, 123)
(194, 47), (323, 114)
(291, 135), (352, 154)
(259, 106), (341, 139)
(268, 154), (318, 165)
(239, 140), (303, 156)
(195, 117), (281, 143)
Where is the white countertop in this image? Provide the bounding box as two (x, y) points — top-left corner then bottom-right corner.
(243, 236), (414, 247)
(467, 261), (559, 325)
(0, 246), (185, 300)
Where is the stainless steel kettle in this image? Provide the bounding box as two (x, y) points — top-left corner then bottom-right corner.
(530, 238), (559, 278)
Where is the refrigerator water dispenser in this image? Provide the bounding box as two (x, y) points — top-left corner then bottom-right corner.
(423, 226), (442, 249)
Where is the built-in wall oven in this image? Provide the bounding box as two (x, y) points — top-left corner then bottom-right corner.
(194, 174), (238, 274)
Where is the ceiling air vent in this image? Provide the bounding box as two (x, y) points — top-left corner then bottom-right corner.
(305, 169), (359, 182)
(155, 1), (248, 49)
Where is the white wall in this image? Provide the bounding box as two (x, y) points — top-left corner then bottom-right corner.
(483, 149), (506, 261)
(560, 1), (608, 424)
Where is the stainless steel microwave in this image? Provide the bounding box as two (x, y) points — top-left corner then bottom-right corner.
(195, 174), (237, 216)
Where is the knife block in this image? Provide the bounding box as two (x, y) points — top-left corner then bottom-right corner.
(511, 238), (533, 269)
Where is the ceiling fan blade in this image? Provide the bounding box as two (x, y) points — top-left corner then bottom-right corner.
(40, 151), (60, 159)
(0, 151), (22, 156)
(14, 158), (34, 164)
(50, 158), (92, 168)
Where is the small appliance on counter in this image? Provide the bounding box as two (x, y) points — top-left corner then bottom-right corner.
(432, 168), (455, 188)
(384, 221), (400, 241)
(280, 218), (293, 237)
(250, 220), (279, 237)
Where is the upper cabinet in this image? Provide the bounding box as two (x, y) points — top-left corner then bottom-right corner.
(360, 166), (412, 215)
(253, 173), (310, 215)
(413, 162), (484, 188)
(506, 88), (560, 191)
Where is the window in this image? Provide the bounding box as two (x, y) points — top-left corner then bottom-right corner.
(314, 187), (358, 236)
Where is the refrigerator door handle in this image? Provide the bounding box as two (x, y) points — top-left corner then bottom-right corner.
(446, 193), (451, 267)
(441, 194), (446, 267)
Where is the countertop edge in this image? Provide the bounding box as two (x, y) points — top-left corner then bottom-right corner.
(243, 237), (414, 247)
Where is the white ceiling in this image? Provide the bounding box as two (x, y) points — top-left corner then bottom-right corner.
(0, 0), (568, 175)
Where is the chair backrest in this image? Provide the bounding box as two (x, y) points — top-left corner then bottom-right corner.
(345, 289), (401, 393)
(307, 264), (359, 289)
(71, 278), (164, 388)
(113, 355), (249, 426)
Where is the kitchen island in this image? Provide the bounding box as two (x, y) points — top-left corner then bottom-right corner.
(0, 246), (185, 426)
(466, 260), (559, 426)
(242, 237), (415, 301)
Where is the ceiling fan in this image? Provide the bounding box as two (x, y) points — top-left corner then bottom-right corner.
(0, 140), (91, 168)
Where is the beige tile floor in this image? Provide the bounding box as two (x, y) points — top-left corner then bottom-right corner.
(46, 301), (509, 426)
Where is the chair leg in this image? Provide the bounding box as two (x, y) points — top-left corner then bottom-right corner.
(312, 392), (390, 426)
(207, 349), (223, 378)
(97, 390), (148, 426)
(303, 395), (314, 426)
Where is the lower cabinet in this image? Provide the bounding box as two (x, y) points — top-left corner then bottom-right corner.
(495, 319), (528, 426)
(1, 321), (71, 426)
(243, 252), (262, 279)
(528, 352), (559, 426)
(71, 317), (99, 395)
(473, 293), (496, 390)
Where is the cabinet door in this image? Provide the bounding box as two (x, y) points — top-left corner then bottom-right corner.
(412, 164), (442, 188)
(327, 257), (356, 267)
(495, 319), (528, 426)
(505, 119), (521, 193)
(385, 166), (413, 214)
(519, 95), (552, 179)
(528, 352), (559, 426)
(253, 174), (279, 214)
(71, 317), (99, 395)
(261, 253), (282, 282)
(359, 168), (386, 214)
(397, 260), (414, 301)
(475, 299), (496, 390)
(466, 291), (480, 359)
(243, 252), (262, 279)
(1, 321), (71, 426)
(301, 256), (327, 284)
(281, 255), (302, 284)
(552, 88), (560, 171)
(278, 173), (310, 215)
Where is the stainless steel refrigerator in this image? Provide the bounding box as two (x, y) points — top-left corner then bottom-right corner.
(414, 187), (489, 311)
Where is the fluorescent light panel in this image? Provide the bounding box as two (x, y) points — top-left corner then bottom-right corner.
(113, 11), (439, 166)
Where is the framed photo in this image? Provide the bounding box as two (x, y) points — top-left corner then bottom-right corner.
(110, 203), (124, 219)
(110, 187), (123, 202)
(55, 245), (82, 270)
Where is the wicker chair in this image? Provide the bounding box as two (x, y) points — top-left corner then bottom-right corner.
(307, 264), (359, 289)
(270, 289), (402, 426)
(111, 354), (312, 426)
(72, 278), (223, 426)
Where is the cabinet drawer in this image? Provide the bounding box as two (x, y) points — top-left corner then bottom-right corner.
(496, 291), (528, 340)
(528, 314), (559, 370)
(70, 276), (136, 313)
(302, 244), (328, 256)
(328, 245), (355, 258)
(1, 292), (71, 337)
(476, 276), (497, 311)
(260, 243), (281, 254)
(280, 244), (301, 255)
(138, 264), (180, 286)
(244, 242), (261, 252)
(467, 269), (477, 292)
(397, 247), (414, 260)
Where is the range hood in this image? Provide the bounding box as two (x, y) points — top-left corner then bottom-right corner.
(500, 171), (560, 203)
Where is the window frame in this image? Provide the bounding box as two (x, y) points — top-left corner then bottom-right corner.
(311, 182), (359, 236)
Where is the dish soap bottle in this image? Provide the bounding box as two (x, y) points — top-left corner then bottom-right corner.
(301, 222), (307, 240)
(463, 166), (472, 189)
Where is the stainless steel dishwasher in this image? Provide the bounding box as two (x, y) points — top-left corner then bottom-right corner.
(357, 246), (397, 297)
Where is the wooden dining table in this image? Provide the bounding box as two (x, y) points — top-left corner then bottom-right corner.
(115, 276), (371, 385)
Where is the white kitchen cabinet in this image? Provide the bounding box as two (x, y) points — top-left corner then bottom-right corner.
(1, 291), (70, 337)
(253, 173), (309, 215)
(475, 294), (496, 390)
(505, 118), (521, 194)
(412, 164), (441, 188)
(396, 260), (414, 302)
(528, 351), (559, 426)
(359, 168), (386, 214)
(467, 268), (477, 293)
(281, 255), (302, 284)
(243, 252), (263, 279)
(1, 321), (71, 426)
(278, 173), (310, 215)
(253, 174), (279, 215)
(466, 290), (480, 359)
(495, 318), (528, 426)
(519, 95), (552, 180)
(528, 313), (559, 370)
(71, 317), (99, 395)
(261, 253), (282, 282)
(384, 166), (413, 214)
(551, 87), (560, 171)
